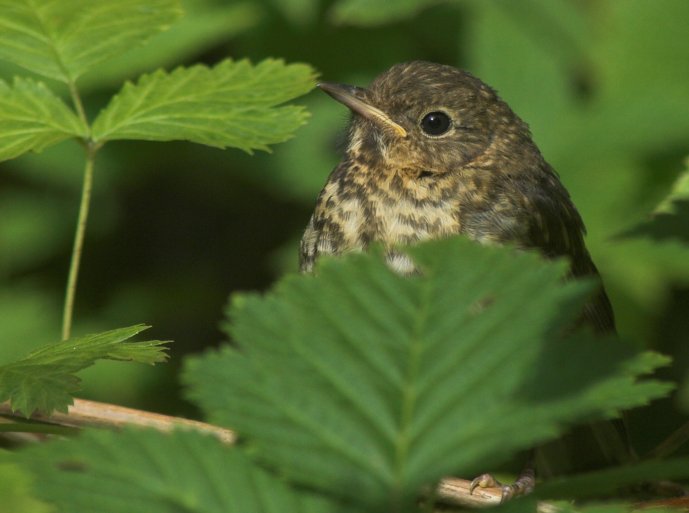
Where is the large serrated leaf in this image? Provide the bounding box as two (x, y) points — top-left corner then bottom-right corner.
(91, 59), (316, 153)
(0, 0), (182, 83)
(0, 325), (169, 416)
(15, 428), (336, 513)
(0, 77), (87, 161)
(183, 237), (671, 509)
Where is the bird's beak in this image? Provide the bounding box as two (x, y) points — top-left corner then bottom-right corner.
(318, 82), (408, 138)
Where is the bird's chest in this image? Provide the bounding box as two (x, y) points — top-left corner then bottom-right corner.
(367, 195), (459, 246)
(330, 175), (462, 250)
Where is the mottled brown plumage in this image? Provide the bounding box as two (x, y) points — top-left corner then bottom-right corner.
(300, 61), (614, 332)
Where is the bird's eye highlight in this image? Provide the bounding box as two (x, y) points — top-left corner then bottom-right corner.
(420, 111), (452, 136)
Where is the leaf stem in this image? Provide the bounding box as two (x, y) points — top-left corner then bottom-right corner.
(62, 144), (96, 341)
(68, 79), (88, 127)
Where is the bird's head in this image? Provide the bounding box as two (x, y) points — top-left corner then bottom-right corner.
(319, 61), (532, 177)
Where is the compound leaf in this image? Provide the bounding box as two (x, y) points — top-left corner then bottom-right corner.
(0, 77), (87, 161)
(15, 428), (334, 513)
(184, 237), (671, 509)
(92, 59), (316, 153)
(0, 325), (169, 416)
(0, 0), (182, 82)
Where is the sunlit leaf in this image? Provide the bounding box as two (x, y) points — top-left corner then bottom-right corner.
(0, 0), (182, 82)
(92, 59), (316, 153)
(0, 78), (87, 161)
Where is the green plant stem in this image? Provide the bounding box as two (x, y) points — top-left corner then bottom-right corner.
(68, 80), (88, 127)
(61, 145), (96, 341)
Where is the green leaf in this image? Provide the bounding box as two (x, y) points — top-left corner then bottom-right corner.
(620, 166), (689, 244)
(15, 428), (335, 513)
(184, 237), (671, 509)
(270, 0), (319, 26)
(78, 2), (262, 92)
(500, 498), (681, 513)
(330, 0), (442, 26)
(0, 459), (52, 513)
(0, 325), (169, 416)
(536, 456), (689, 500)
(91, 58), (317, 153)
(0, 0), (183, 83)
(0, 77), (87, 162)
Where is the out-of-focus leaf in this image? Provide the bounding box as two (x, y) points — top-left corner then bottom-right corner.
(185, 237), (671, 509)
(592, 0), (689, 152)
(270, 0), (319, 26)
(91, 59), (317, 153)
(0, 0), (182, 83)
(535, 457), (689, 500)
(260, 95), (342, 201)
(465, 0), (584, 156)
(0, 289), (60, 363)
(0, 193), (72, 275)
(79, 2), (262, 92)
(0, 325), (169, 416)
(16, 428), (336, 513)
(0, 460), (52, 513)
(620, 167), (689, 244)
(330, 0), (443, 26)
(500, 498), (682, 513)
(0, 78), (87, 162)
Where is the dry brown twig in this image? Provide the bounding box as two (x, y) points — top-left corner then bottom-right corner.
(0, 398), (235, 444)
(0, 398), (514, 509)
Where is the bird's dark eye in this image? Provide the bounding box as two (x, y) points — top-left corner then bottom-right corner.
(420, 111), (452, 136)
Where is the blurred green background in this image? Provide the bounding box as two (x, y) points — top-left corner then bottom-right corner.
(1, 0), (688, 454)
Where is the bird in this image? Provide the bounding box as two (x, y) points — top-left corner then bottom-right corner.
(299, 61), (619, 498)
(300, 60), (614, 333)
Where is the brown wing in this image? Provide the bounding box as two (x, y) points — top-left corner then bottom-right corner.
(461, 164), (615, 333)
(517, 167), (616, 333)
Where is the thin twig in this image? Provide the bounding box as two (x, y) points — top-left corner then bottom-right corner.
(0, 399), (529, 508)
(436, 477), (502, 507)
(0, 399), (236, 445)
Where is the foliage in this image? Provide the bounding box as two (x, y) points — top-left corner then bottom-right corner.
(621, 167), (689, 244)
(0, 0), (315, 162)
(0, 78), (87, 161)
(91, 59), (314, 152)
(0, 325), (168, 416)
(0, 0), (182, 83)
(0, 0), (316, 346)
(6, 239), (685, 512)
(13, 428), (335, 513)
(0, 458), (52, 513)
(184, 238), (671, 510)
(1, 0), (688, 511)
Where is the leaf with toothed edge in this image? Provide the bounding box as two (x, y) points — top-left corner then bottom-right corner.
(184, 236), (672, 510)
(91, 59), (317, 153)
(0, 325), (169, 417)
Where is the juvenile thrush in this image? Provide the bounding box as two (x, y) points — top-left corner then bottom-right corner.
(300, 60), (614, 333)
(299, 61), (622, 499)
